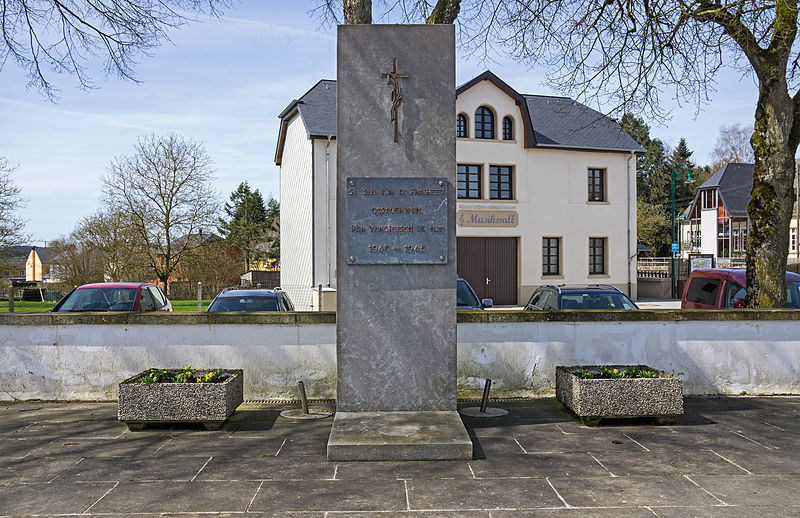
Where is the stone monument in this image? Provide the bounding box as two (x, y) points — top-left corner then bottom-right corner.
(326, 24), (472, 461)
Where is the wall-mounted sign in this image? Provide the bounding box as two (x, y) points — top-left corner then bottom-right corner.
(346, 177), (448, 265)
(457, 210), (518, 227)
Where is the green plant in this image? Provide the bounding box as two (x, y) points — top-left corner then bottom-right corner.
(174, 365), (196, 383)
(138, 369), (171, 383)
(136, 366), (227, 384)
(198, 369), (223, 383)
(572, 366), (660, 379)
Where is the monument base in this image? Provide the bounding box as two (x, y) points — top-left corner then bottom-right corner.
(327, 411), (473, 461)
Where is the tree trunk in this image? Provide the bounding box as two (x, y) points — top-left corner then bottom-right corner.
(426, 0), (461, 24)
(343, 0), (371, 24)
(746, 74), (799, 307)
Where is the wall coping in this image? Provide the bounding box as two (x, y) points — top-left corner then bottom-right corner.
(0, 309), (799, 325)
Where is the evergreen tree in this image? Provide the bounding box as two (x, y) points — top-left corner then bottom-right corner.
(218, 182), (270, 272)
(620, 114), (667, 203)
(264, 197), (280, 265)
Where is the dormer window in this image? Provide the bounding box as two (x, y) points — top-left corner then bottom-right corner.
(475, 106), (495, 139)
(502, 117), (513, 140)
(456, 114), (468, 138)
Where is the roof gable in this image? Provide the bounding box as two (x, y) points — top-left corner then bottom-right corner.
(687, 163), (754, 217)
(275, 72), (644, 164)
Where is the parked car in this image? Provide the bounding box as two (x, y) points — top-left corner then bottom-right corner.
(457, 276), (493, 310)
(681, 268), (800, 308)
(525, 284), (639, 310)
(206, 287), (295, 312)
(50, 282), (173, 312)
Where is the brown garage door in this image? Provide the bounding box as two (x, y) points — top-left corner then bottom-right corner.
(457, 237), (518, 305)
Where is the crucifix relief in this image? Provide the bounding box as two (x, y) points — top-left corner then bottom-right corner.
(382, 57), (408, 142)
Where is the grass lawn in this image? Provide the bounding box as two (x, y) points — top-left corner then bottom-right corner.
(170, 300), (211, 312)
(1, 300), (211, 312)
(0, 301), (55, 312)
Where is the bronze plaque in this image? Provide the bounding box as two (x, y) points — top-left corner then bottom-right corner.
(346, 177), (448, 264)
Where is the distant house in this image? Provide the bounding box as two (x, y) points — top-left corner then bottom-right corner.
(681, 162), (800, 262)
(276, 71), (643, 308)
(2, 246), (58, 283)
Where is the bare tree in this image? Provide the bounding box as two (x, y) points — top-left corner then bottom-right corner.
(0, 157), (27, 265)
(49, 237), (104, 287)
(102, 134), (220, 294)
(711, 123), (756, 172)
(322, 0), (800, 308)
(1, 0), (229, 99)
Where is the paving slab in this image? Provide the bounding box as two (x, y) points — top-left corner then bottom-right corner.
(87, 480), (260, 513)
(52, 455), (212, 482)
(650, 505), (800, 517)
(709, 446), (800, 474)
(469, 452), (609, 478)
(491, 509), (657, 517)
(0, 481), (117, 515)
(589, 449), (748, 476)
(405, 478), (564, 510)
(0, 456), (82, 482)
(248, 479), (408, 512)
(195, 454), (336, 481)
(547, 475), (723, 507)
(152, 435), (287, 457)
(689, 474), (800, 506)
(515, 430), (650, 453)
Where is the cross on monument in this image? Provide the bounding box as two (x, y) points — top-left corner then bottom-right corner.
(382, 57), (408, 142)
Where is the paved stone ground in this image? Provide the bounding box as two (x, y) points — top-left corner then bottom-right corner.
(1, 397), (799, 517)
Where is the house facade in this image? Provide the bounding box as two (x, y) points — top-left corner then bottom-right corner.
(681, 162), (800, 264)
(276, 71), (642, 309)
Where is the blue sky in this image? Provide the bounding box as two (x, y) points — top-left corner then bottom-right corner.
(0, 2), (759, 244)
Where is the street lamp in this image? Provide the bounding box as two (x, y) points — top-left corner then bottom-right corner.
(671, 162), (695, 299)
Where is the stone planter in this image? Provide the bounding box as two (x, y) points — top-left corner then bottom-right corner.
(118, 369), (243, 430)
(555, 365), (683, 426)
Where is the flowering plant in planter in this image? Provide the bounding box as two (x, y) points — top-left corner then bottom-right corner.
(137, 365), (226, 384)
(556, 365), (683, 426)
(572, 366), (658, 379)
(118, 367), (243, 431)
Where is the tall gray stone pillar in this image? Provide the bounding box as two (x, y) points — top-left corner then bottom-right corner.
(327, 24), (472, 461)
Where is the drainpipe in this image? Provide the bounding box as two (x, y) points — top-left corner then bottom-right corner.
(326, 135), (333, 287)
(627, 152), (635, 298)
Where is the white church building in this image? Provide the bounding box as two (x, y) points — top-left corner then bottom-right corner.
(275, 71), (643, 309)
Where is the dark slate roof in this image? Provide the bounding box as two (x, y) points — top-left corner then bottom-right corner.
(275, 72), (643, 164)
(524, 95), (642, 152)
(296, 80), (337, 138)
(696, 163), (754, 217)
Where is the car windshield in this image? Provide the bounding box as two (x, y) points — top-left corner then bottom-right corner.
(561, 292), (638, 310)
(208, 295), (280, 312)
(456, 280), (480, 307)
(57, 287), (136, 312)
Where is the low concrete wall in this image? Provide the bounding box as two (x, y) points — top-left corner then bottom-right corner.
(637, 278), (672, 299)
(1, 311), (799, 400)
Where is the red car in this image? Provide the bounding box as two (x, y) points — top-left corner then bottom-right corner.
(49, 282), (173, 312)
(681, 268), (800, 309)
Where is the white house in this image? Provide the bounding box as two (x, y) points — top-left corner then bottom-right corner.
(276, 71), (643, 309)
(681, 162), (800, 263)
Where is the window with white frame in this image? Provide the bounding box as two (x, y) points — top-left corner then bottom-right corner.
(701, 189), (718, 210)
